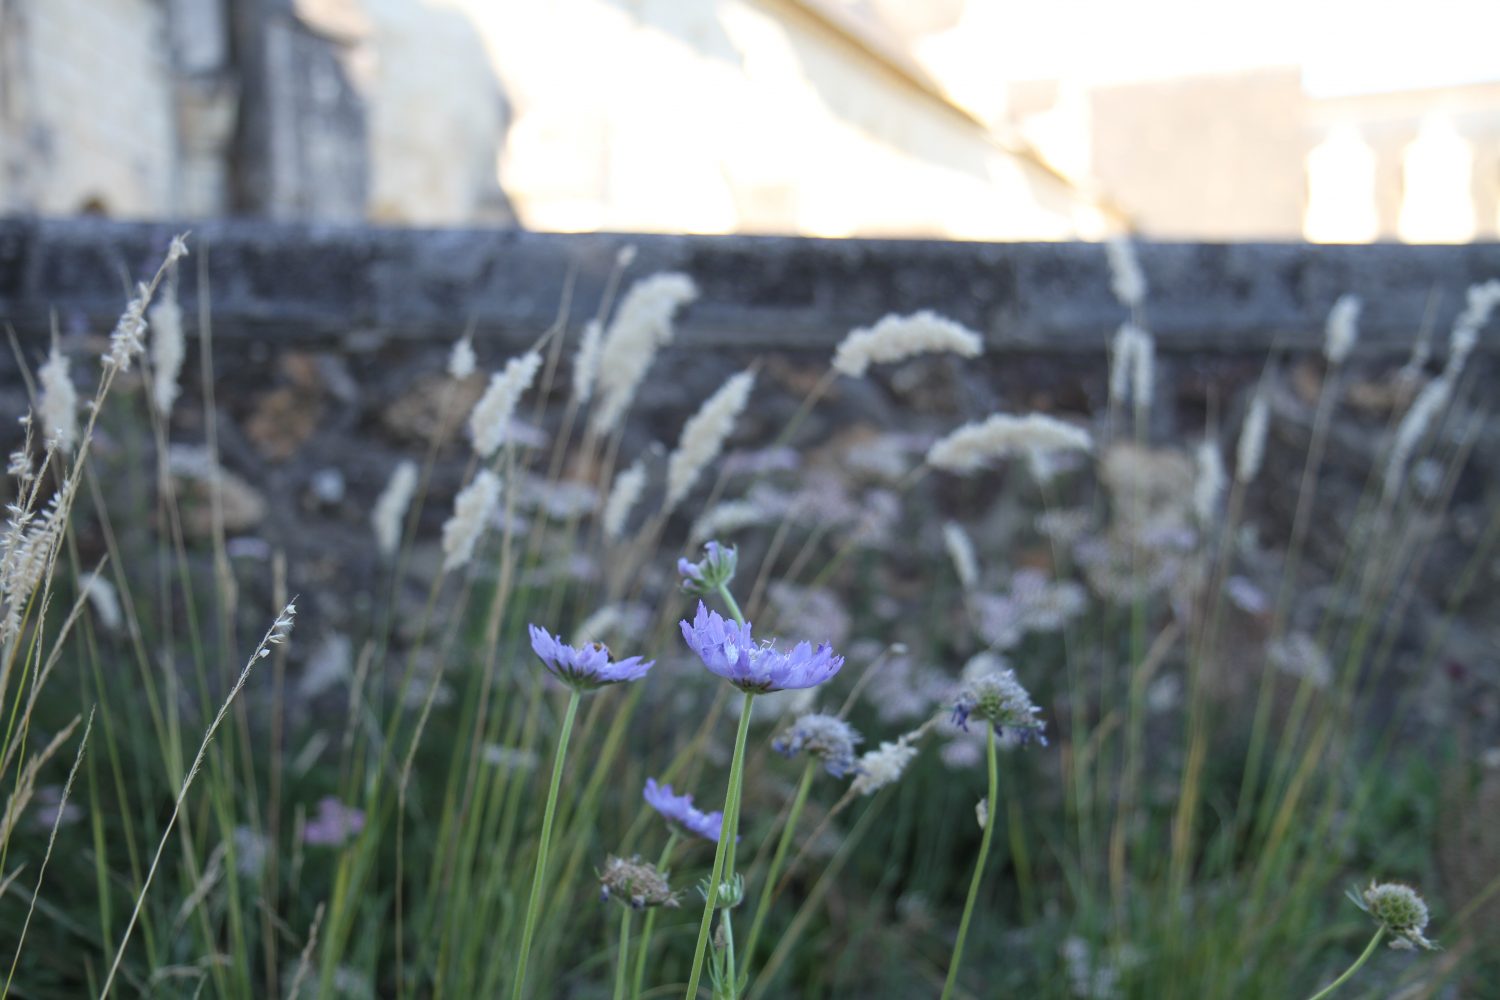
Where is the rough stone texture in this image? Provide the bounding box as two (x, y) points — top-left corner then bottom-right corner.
(3, 218), (1500, 357)
(0, 219), (1494, 743)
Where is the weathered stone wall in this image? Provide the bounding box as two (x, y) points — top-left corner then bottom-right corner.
(0, 220), (1496, 665)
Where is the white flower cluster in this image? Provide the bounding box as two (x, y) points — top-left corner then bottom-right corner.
(37, 348), (78, 452)
(469, 352), (543, 458)
(1235, 392), (1268, 484)
(602, 456), (649, 542)
(1105, 236), (1147, 309)
(928, 413), (1092, 474)
(590, 273), (698, 433)
(850, 738), (918, 796)
(372, 460), (419, 559)
(1109, 322), (1154, 412)
(942, 521), (980, 590)
(1324, 294), (1361, 365)
(448, 335), (476, 379)
(831, 310), (983, 378)
(149, 288), (186, 416)
(441, 470), (501, 571)
(665, 370), (755, 511)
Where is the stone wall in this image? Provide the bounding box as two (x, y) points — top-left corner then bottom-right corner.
(0, 220), (1496, 662)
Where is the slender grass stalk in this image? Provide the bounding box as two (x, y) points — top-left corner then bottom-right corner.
(940, 725), (997, 1000)
(739, 759), (814, 985)
(511, 689), (582, 1000)
(99, 604), (293, 999)
(684, 691), (756, 1000)
(1305, 927), (1385, 1000)
(614, 906), (633, 1000)
(631, 831), (679, 1000)
(746, 790), (887, 1000)
(4, 708), (92, 993)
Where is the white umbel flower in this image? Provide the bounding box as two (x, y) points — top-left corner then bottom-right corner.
(943, 521), (980, 589)
(831, 310), (983, 378)
(149, 288), (186, 416)
(591, 273), (698, 433)
(850, 738), (918, 796)
(665, 371), (755, 511)
(448, 335), (476, 379)
(441, 469), (501, 571)
(928, 413), (1092, 474)
(37, 347), (78, 451)
(468, 351), (543, 458)
(602, 456), (648, 542)
(371, 460), (419, 559)
(1193, 440), (1226, 525)
(1105, 236), (1147, 309)
(1235, 392), (1269, 484)
(1324, 294), (1361, 365)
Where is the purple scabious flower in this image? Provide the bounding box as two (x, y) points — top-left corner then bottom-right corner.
(772, 713), (863, 777)
(528, 624), (654, 692)
(303, 797), (365, 847)
(951, 669), (1047, 747)
(679, 601), (844, 693)
(643, 778), (724, 842)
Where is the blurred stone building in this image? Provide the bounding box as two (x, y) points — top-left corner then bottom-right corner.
(1, 0), (1497, 241)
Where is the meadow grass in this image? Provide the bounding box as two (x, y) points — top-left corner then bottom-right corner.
(0, 237), (1492, 999)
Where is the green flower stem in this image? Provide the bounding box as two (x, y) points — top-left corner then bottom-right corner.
(719, 907), (737, 1000)
(685, 691), (756, 1000)
(740, 760), (816, 984)
(613, 905), (633, 1000)
(510, 689), (582, 1000)
(630, 831), (679, 1000)
(715, 584), (746, 627)
(1306, 927), (1386, 1000)
(940, 725), (997, 1000)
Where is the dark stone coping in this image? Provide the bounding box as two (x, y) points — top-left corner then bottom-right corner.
(2, 216), (1498, 356)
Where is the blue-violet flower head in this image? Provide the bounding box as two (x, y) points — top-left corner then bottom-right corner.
(951, 668), (1047, 746)
(679, 601), (844, 693)
(772, 712), (863, 777)
(528, 624), (654, 692)
(643, 778), (725, 842)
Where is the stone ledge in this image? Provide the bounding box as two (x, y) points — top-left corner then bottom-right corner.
(2, 216), (1498, 355)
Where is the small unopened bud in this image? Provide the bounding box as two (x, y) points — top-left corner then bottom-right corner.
(678, 541), (738, 596)
(697, 872), (745, 910)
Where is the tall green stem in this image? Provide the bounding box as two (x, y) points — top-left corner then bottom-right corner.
(1305, 927), (1385, 1000)
(715, 584), (746, 628)
(510, 690), (581, 1000)
(740, 760), (815, 983)
(631, 832), (679, 1000)
(941, 726), (997, 1000)
(613, 906), (633, 1000)
(684, 691), (756, 1000)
